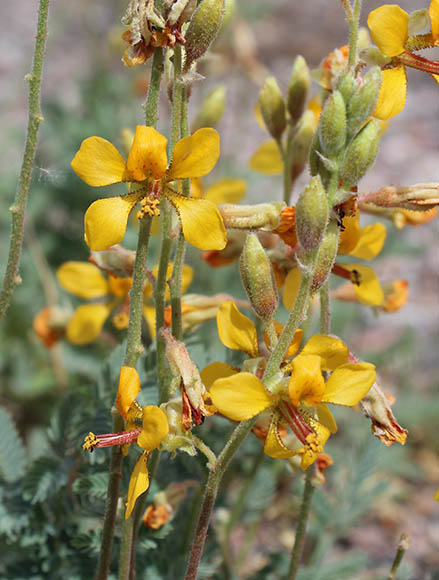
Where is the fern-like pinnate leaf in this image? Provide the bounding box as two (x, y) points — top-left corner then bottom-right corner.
(0, 408), (26, 483)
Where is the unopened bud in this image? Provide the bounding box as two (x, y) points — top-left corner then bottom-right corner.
(318, 90), (346, 158)
(240, 233), (278, 321)
(184, 0), (225, 71)
(346, 67), (381, 141)
(290, 110), (317, 183)
(340, 119), (380, 189)
(311, 221), (339, 292)
(90, 245), (136, 278)
(218, 201), (286, 230)
(359, 182), (439, 211)
(191, 86), (226, 132)
(259, 76), (287, 140)
(287, 55), (311, 124)
(336, 69), (355, 104)
(295, 176), (328, 252)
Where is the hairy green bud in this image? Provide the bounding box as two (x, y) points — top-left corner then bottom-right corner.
(191, 86), (226, 132)
(346, 67), (381, 142)
(336, 69), (355, 104)
(259, 76), (287, 140)
(311, 220), (339, 292)
(340, 119), (381, 189)
(296, 176), (328, 252)
(287, 55), (311, 124)
(240, 233), (278, 321)
(318, 90), (346, 158)
(309, 131), (331, 189)
(184, 0), (225, 71)
(290, 110), (316, 184)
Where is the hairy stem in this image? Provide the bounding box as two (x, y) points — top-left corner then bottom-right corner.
(184, 419), (256, 580)
(144, 48), (164, 126)
(95, 413), (124, 580)
(287, 469), (315, 580)
(319, 281), (330, 334)
(0, 0), (50, 321)
(347, 0), (361, 67)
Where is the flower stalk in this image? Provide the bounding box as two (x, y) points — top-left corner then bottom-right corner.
(0, 0), (50, 321)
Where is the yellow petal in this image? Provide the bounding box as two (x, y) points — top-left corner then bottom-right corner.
(210, 372), (272, 421)
(350, 222), (386, 260)
(167, 128), (220, 179)
(57, 261), (108, 299)
(317, 403), (337, 434)
(217, 301), (259, 358)
(203, 179), (247, 204)
(108, 276), (133, 297)
(367, 5), (409, 56)
(249, 140), (283, 175)
(344, 264), (385, 306)
(288, 354), (325, 407)
(190, 178), (204, 198)
(66, 304), (111, 345)
(301, 334), (349, 371)
(143, 305), (156, 339)
(301, 422), (330, 470)
(126, 126), (168, 181)
(373, 67), (407, 120)
(322, 362), (376, 406)
(125, 452), (149, 519)
(168, 193), (227, 251)
(71, 136), (128, 186)
(200, 362), (239, 390)
(84, 193), (141, 251)
(116, 366), (141, 419)
(431, 0), (439, 42)
(264, 416), (298, 459)
(338, 213), (360, 255)
(181, 265), (194, 294)
(282, 267), (302, 311)
(137, 406), (169, 451)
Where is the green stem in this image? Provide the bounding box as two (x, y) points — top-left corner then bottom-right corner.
(319, 281), (330, 334)
(347, 0), (361, 67)
(155, 44), (184, 402)
(184, 419), (256, 580)
(144, 48), (164, 126)
(95, 412), (124, 580)
(124, 217), (152, 367)
(287, 469), (315, 580)
(263, 272), (313, 382)
(0, 0), (50, 321)
(118, 517), (134, 580)
(282, 125), (295, 204)
(388, 534), (409, 580)
(266, 319), (279, 350)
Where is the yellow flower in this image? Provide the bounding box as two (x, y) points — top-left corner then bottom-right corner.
(83, 367), (169, 519)
(208, 331), (376, 469)
(71, 126), (227, 251)
(57, 261), (133, 345)
(283, 212), (387, 309)
(368, 2), (439, 119)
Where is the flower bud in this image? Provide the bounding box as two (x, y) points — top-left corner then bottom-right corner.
(287, 55), (311, 124)
(290, 110), (317, 184)
(191, 86), (226, 132)
(240, 233), (278, 321)
(336, 69), (355, 104)
(340, 119), (381, 189)
(346, 67), (381, 142)
(218, 202), (286, 230)
(259, 76), (287, 140)
(318, 90), (346, 158)
(359, 182), (439, 211)
(184, 0), (225, 71)
(311, 221), (339, 292)
(90, 245), (136, 278)
(295, 176), (329, 252)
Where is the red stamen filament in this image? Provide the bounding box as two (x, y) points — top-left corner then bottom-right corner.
(278, 401), (313, 443)
(95, 429), (141, 448)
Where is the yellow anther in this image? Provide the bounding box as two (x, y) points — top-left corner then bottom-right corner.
(83, 432), (98, 452)
(112, 311), (130, 330)
(137, 197), (161, 219)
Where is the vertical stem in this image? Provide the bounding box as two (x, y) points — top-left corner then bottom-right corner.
(118, 517), (134, 580)
(0, 0), (50, 321)
(319, 281), (330, 334)
(184, 419), (256, 580)
(348, 0), (361, 67)
(144, 48), (164, 126)
(287, 469), (315, 580)
(388, 534), (409, 580)
(95, 413), (125, 580)
(155, 44), (184, 402)
(282, 126), (295, 204)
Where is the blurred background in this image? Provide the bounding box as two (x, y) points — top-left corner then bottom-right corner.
(0, 1), (438, 578)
